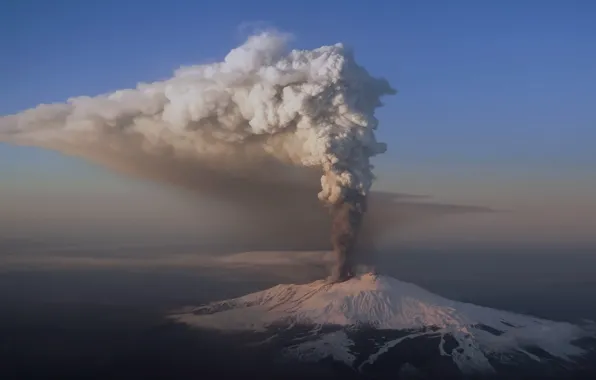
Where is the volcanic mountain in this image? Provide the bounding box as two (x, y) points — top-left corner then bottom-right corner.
(170, 273), (595, 379)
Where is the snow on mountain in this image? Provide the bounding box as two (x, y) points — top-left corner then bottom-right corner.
(169, 273), (593, 374)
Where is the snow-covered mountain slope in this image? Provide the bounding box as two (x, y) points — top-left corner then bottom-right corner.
(170, 273), (594, 375)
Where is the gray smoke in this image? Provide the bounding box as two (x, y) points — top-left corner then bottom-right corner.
(329, 190), (368, 281)
(0, 31), (395, 281)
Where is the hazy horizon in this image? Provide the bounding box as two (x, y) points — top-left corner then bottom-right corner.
(2, 144), (595, 248)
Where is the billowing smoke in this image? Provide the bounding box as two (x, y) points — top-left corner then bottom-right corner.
(0, 32), (395, 282)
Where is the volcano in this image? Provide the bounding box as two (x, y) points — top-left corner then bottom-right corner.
(169, 273), (595, 379)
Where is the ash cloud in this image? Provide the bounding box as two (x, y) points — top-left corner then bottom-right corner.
(0, 31), (396, 281)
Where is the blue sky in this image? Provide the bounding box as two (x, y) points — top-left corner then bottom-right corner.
(2, 0), (596, 243)
(3, 0), (595, 169)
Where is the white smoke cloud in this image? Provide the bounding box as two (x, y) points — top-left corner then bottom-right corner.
(0, 31), (395, 206)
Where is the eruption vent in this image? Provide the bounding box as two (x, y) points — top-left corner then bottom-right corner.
(0, 32), (395, 281)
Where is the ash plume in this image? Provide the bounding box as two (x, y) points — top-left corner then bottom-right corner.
(0, 31), (395, 281)
(329, 190), (368, 282)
